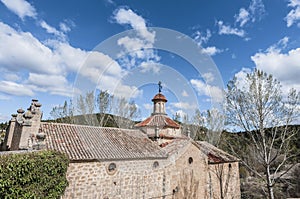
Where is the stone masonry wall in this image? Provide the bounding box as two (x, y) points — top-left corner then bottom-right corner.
(171, 143), (209, 199)
(208, 162), (240, 199)
(63, 159), (172, 199)
(63, 143), (210, 199)
(62, 143), (240, 199)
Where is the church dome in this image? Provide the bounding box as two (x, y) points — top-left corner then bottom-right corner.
(152, 93), (167, 102)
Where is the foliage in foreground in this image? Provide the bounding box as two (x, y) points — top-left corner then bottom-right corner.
(0, 150), (69, 199)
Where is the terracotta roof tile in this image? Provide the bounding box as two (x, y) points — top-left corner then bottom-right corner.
(135, 114), (180, 129)
(196, 141), (239, 163)
(162, 138), (190, 155)
(41, 122), (168, 161)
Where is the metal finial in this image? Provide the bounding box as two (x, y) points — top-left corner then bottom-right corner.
(158, 81), (162, 93)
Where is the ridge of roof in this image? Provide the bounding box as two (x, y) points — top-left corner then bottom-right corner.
(135, 114), (180, 129)
(196, 141), (239, 164)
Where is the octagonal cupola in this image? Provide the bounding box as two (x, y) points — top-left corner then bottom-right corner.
(152, 81), (167, 115)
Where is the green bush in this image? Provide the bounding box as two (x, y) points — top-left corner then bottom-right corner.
(0, 150), (69, 199)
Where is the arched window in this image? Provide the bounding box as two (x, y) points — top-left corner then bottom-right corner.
(188, 157), (193, 164)
(153, 161), (159, 169)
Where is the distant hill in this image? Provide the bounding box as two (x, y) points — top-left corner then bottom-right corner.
(43, 113), (138, 129)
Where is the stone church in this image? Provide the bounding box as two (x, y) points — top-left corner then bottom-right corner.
(1, 88), (241, 199)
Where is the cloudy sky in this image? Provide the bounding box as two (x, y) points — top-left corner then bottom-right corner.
(0, 0), (299, 122)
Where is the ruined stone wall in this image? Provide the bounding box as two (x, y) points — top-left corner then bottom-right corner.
(208, 162), (240, 199)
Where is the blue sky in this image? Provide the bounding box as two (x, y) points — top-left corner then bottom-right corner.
(0, 0), (299, 122)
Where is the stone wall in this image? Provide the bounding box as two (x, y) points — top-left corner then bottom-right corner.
(63, 143), (211, 199)
(208, 162), (241, 199)
(64, 159), (171, 199)
(171, 142), (208, 199)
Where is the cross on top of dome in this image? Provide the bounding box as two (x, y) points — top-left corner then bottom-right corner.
(158, 81), (162, 93)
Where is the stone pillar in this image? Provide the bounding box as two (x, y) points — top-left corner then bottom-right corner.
(1, 114), (17, 150)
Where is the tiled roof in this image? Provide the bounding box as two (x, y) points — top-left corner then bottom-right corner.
(152, 93), (167, 102)
(135, 114), (180, 129)
(40, 122), (168, 161)
(196, 141), (239, 164)
(162, 138), (190, 156)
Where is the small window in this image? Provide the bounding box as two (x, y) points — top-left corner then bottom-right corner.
(188, 157), (193, 164)
(107, 163), (117, 175)
(229, 163), (232, 169)
(153, 161), (159, 168)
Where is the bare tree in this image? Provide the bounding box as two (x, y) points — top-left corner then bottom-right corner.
(96, 90), (114, 127)
(112, 97), (140, 129)
(182, 109), (205, 140)
(76, 91), (97, 126)
(50, 100), (74, 123)
(203, 108), (225, 146)
(226, 69), (300, 199)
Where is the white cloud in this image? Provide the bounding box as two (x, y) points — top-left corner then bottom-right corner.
(117, 36), (159, 66)
(28, 73), (68, 88)
(251, 40), (300, 92)
(3, 73), (21, 82)
(113, 84), (142, 99)
(114, 7), (161, 77)
(248, 0), (265, 22)
(217, 21), (246, 37)
(40, 20), (66, 41)
(113, 8), (155, 43)
(118, 36), (152, 52)
(1, 0), (37, 20)
(235, 8), (250, 27)
(265, 37), (289, 52)
(0, 22), (63, 75)
(139, 61), (160, 74)
(59, 20), (75, 33)
(233, 67), (252, 91)
(235, 0), (265, 27)
(202, 72), (215, 84)
(170, 102), (197, 110)
(0, 21), (138, 98)
(201, 46), (222, 56)
(193, 30), (221, 56)
(285, 0), (300, 27)
(194, 29), (211, 46)
(0, 81), (34, 96)
(190, 79), (224, 103)
(82, 51), (122, 83)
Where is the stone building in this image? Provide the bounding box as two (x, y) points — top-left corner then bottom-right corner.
(1, 89), (240, 199)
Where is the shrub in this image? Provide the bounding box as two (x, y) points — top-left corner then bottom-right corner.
(0, 150), (69, 199)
